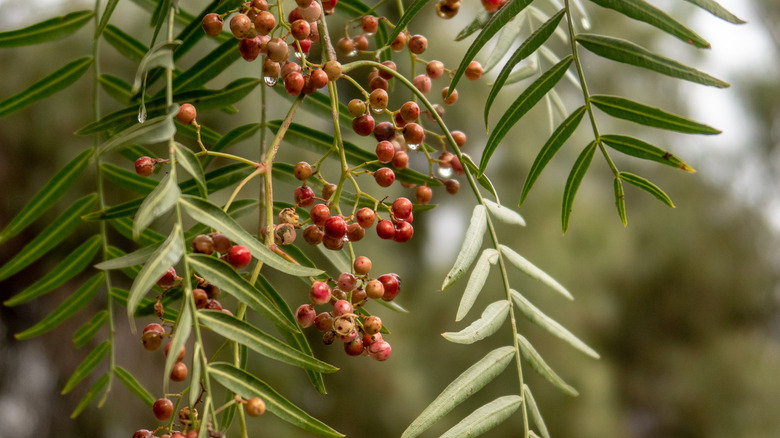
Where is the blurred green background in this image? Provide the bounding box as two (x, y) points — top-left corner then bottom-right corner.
(0, 0), (778, 437)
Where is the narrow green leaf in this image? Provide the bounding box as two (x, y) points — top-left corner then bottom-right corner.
(211, 123), (262, 154)
(440, 395), (523, 438)
(178, 77), (260, 110)
(180, 196), (323, 277)
(503, 60), (539, 85)
(456, 249), (498, 322)
(499, 244), (572, 300)
(0, 193), (97, 281)
(189, 344), (203, 408)
(681, 0), (745, 24)
(101, 163), (157, 194)
(209, 362), (344, 437)
(601, 134), (695, 172)
(386, 0), (435, 45)
(484, 14), (524, 74)
(174, 143), (207, 197)
(0, 57), (93, 117)
(187, 255), (300, 333)
(126, 224), (184, 321)
(481, 57), (573, 174)
(588, 0), (709, 47)
(443, 300), (509, 344)
(562, 141), (596, 233)
(483, 199), (526, 226)
(576, 33), (729, 87)
(70, 373), (109, 418)
(0, 149), (93, 244)
(450, 0), (535, 93)
(114, 365), (155, 406)
(0, 10), (93, 47)
(185, 200), (259, 241)
(94, 0), (120, 39)
(510, 289), (599, 358)
(590, 94), (720, 134)
(4, 235), (102, 307)
(613, 177), (628, 226)
(164, 303), (191, 392)
(62, 341), (110, 394)
(520, 105), (586, 206)
(619, 171), (675, 207)
(97, 106), (177, 157)
(455, 10), (491, 41)
(460, 156), (502, 204)
(110, 218), (165, 246)
(95, 245), (156, 271)
(486, 9), (565, 125)
(442, 205), (486, 290)
(524, 385), (550, 438)
(131, 42), (178, 94)
(73, 310), (108, 348)
(172, 38), (240, 93)
(200, 310), (338, 373)
(103, 24), (148, 63)
(253, 275), (328, 394)
(268, 122), (438, 187)
(14, 272), (104, 340)
(99, 74), (136, 105)
(516, 334), (578, 395)
(401, 346), (514, 438)
(133, 174), (181, 240)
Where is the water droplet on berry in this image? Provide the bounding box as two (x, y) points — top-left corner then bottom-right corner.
(295, 51), (304, 60)
(438, 166), (453, 177)
(264, 76), (278, 86)
(407, 143), (419, 151)
(372, 107), (384, 114)
(138, 105), (147, 123)
(348, 49), (358, 57)
(581, 17), (591, 29)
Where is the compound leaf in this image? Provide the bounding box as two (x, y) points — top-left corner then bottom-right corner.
(401, 346), (514, 438)
(601, 134), (695, 172)
(483, 199), (526, 226)
(456, 249), (498, 322)
(442, 300), (509, 344)
(0, 10), (93, 47)
(499, 244), (572, 299)
(133, 174), (181, 240)
(439, 395), (523, 438)
(590, 94), (720, 134)
(442, 205), (486, 290)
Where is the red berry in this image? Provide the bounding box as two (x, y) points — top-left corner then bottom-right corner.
(291, 19), (311, 40)
(352, 114), (375, 136)
(192, 234), (214, 255)
(254, 11), (276, 35)
(296, 304), (316, 328)
(171, 362), (188, 382)
(376, 219), (395, 240)
(373, 121), (396, 142)
(408, 34), (427, 54)
(143, 323), (164, 335)
(369, 340), (391, 361)
(392, 197), (413, 220)
(445, 179), (460, 194)
(177, 103), (197, 125)
(378, 273), (400, 301)
(135, 156), (155, 177)
(337, 272), (357, 292)
(230, 13), (252, 39)
(400, 101), (420, 123)
(310, 281), (332, 305)
(413, 74), (432, 95)
(157, 266), (177, 290)
(465, 61), (483, 80)
(364, 315), (382, 334)
(301, 1), (322, 21)
(403, 123), (425, 145)
(303, 224), (324, 245)
(393, 220), (414, 243)
(426, 60), (444, 79)
(337, 37), (355, 56)
(134, 430), (154, 438)
(228, 245), (252, 269)
(314, 312), (334, 331)
(310, 204), (330, 226)
(356, 208), (375, 228)
(452, 130), (467, 147)
(442, 87), (458, 105)
(369, 74), (389, 91)
(365, 279), (384, 300)
(153, 398), (174, 421)
(332, 299), (354, 316)
(353, 35), (369, 51)
(267, 37), (289, 63)
(324, 215), (347, 238)
(376, 141), (395, 163)
(347, 223), (365, 242)
(391, 33), (406, 51)
(353, 256), (372, 275)
(202, 13), (223, 37)
(212, 233), (232, 253)
(392, 150), (409, 170)
(361, 16), (379, 34)
(322, 234), (345, 250)
(193, 287), (209, 309)
(294, 161), (313, 180)
(374, 168), (395, 187)
(285, 71), (304, 95)
(344, 337), (364, 356)
(165, 341), (186, 362)
(416, 185), (432, 205)
(294, 185), (316, 207)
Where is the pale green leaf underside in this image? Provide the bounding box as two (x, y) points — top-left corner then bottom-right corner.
(14, 272), (104, 340)
(175, 144), (206, 197)
(439, 395), (523, 438)
(590, 94), (720, 134)
(180, 195), (323, 277)
(126, 224), (184, 321)
(131, 42), (178, 93)
(511, 289), (599, 358)
(187, 255), (300, 334)
(588, 0), (709, 47)
(517, 334), (579, 396)
(95, 245), (156, 270)
(524, 385), (551, 438)
(209, 362), (344, 437)
(401, 346), (514, 438)
(62, 341), (110, 394)
(0, 57), (93, 117)
(0, 10), (93, 47)
(97, 106), (177, 157)
(0, 149), (93, 244)
(442, 205), (487, 290)
(576, 33), (728, 88)
(443, 300), (509, 344)
(163, 303), (191, 392)
(456, 248), (498, 321)
(455, 10), (491, 41)
(484, 15), (524, 74)
(199, 310), (336, 372)
(499, 244), (572, 299)
(483, 199), (526, 226)
(133, 174), (181, 239)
